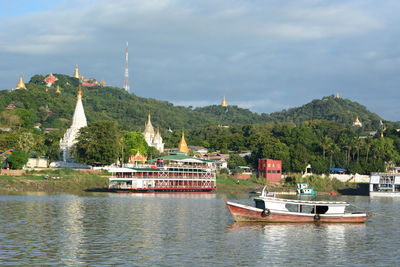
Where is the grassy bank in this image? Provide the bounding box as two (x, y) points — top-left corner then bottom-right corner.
(0, 169), (108, 194)
(0, 170), (362, 195)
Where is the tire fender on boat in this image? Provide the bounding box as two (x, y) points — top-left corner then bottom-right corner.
(314, 214), (321, 221)
(261, 208), (270, 217)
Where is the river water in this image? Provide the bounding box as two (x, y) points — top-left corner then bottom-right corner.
(0, 193), (399, 266)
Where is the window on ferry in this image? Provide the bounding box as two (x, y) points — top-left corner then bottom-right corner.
(299, 205), (313, 213)
(379, 175), (395, 184)
(314, 206), (328, 214)
(285, 203), (297, 212)
(254, 199), (265, 209)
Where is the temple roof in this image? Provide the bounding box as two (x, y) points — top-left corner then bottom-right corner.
(44, 73), (58, 84)
(154, 128), (162, 142)
(178, 132), (189, 154)
(16, 75), (26, 89)
(221, 96), (228, 107)
(353, 116), (362, 126)
(73, 64), (80, 79)
(70, 86), (87, 128)
(144, 114), (155, 135)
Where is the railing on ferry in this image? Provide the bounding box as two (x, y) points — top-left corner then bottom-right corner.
(124, 163), (217, 171)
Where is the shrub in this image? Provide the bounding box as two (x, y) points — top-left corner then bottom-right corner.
(219, 168), (229, 175)
(7, 151), (28, 169)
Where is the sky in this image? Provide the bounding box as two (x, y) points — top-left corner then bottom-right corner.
(1, 0), (400, 121)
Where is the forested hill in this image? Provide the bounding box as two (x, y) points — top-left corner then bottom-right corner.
(0, 74), (263, 132)
(0, 74), (388, 131)
(193, 105), (269, 125)
(268, 95), (385, 129)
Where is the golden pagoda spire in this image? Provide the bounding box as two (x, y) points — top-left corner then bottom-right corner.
(73, 64), (80, 79)
(56, 85), (61, 94)
(16, 75), (27, 89)
(178, 131), (189, 154)
(221, 95), (228, 107)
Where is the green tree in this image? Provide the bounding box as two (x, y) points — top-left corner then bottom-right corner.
(74, 121), (121, 166)
(7, 151), (28, 169)
(43, 131), (63, 161)
(122, 131), (149, 162)
(251, 134), (290, 170)
(17, 132), (37, 153)
(227, 154), (247, 170)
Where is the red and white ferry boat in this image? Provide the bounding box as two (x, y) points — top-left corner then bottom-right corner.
(107, 153), (216, 193)
(226, 187), (369, 223)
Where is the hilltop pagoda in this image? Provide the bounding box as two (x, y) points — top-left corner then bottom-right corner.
(353, 116), (362, 127)
(73, 64), (81, 79)
(44, 73), (58, 87)
(15, 75), (26, 89)
(221, 96), (228, 107)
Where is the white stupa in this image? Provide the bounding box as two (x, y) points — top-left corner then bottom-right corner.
(59, 86), (87, 162)
(143, 114), (164, 153)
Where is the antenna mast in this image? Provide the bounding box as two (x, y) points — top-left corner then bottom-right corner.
(124, 42), (130, 92)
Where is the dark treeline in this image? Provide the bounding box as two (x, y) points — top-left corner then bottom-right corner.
(168, 120), (400, 174)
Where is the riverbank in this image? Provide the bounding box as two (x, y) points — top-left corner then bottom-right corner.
(0, 169), (108, 194)
(0, 170), (365, 195)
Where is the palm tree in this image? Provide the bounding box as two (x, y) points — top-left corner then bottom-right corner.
(364, 139), (372, 163)
(320, 136), (332, 160)
(352, 137), (363, 162)
(328, 143), (340, 168)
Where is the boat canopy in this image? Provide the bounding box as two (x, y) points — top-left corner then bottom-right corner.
(106, 167), (138, 173)
(370, 173), (400, 184)
(151, 152), (213, 163)
(330, 168), (348, 174)
(256, 196), (348, 205)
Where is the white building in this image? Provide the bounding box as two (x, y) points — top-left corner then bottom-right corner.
(59, 86), (87, 162)
(143, 114), (164, 153)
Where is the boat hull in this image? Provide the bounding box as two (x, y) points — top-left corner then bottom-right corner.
(226, 201), (368, 223)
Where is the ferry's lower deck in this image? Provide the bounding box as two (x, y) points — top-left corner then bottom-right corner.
(108, 177), (216, 193)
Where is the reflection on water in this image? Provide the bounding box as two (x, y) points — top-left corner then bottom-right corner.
(0, 193), (399, 266)
(59, 197), (85, 265)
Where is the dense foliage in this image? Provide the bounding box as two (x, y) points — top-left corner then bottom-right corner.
(0, 73), (399, 173)
(0, 75), (391, 133)
(176, 120), (400, 174)
(7, 151), (28, 169)
(73, 121), (121, 166)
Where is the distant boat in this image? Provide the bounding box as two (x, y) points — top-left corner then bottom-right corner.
(296, 182), (317, 196)
(226, 187), (369, 223)
(369, 173), (400, 197)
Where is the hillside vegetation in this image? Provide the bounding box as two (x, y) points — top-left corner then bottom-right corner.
(1, 73), (400, 176)
(0, 74), (389, 132)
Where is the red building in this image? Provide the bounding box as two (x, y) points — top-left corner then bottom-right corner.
(258, 159), (282, 182)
